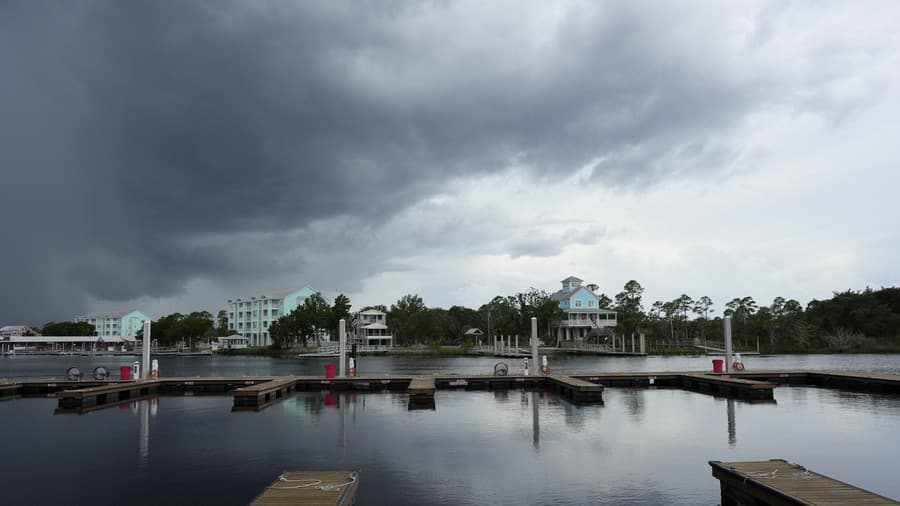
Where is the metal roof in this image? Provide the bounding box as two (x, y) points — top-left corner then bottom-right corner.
(9, 335), (136, 343)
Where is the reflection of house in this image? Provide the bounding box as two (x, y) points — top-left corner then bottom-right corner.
(226, 286), (325, 347)
(551, 276), (616, 342)
(351, 309), (393, 348)
(74, 310), (150, 338)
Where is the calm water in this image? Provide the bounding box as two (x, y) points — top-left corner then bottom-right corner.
(1, 354), (899, 505)
(2, 352), (900, 379)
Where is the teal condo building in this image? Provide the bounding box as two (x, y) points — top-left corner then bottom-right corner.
(227, 286), (324, 347)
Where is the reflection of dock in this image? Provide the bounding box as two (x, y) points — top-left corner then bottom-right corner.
(252, 470), (359, 506)
(710, 459), (899, 505)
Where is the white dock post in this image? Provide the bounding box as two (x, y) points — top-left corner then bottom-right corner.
(142, 321), (151, 380)
(640, 333), (646, 354)
(531, 318), (538, 373)
(631, 333), (635, 353)
(724, 316), (734, 372)
(339, 319), (347, 377)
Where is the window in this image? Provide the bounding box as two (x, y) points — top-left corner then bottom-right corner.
(588, 300), (594, 307)
(575, 300), (582, 307)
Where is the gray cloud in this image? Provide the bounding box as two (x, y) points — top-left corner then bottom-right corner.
(0, 1), (892, 322)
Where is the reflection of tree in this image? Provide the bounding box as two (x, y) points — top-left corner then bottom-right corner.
(621, 388), (645, 420)
(561, 400), (586, 430)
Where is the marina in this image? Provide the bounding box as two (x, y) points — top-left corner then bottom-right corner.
(2, 354), (900, 505)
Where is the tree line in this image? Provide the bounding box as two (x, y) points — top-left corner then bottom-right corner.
(35, 283), (900, 353)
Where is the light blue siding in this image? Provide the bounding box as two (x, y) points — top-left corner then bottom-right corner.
(119, 310), (150, 337)
(561, 287), (600, 312)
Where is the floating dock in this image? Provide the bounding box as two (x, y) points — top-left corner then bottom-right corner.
(0, 369), (895, 414)
(710, 459), (899, 505)
(57, 380), (160, 411)
(251, 470), (359, 506)
(233, 376), (298, 411)
(407, 376), (436, 410)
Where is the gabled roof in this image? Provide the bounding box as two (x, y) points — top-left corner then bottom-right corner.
(561, 276), (583, 283)
(361, 323), (388, 330)
(359, 309), (386, 315)
(551, 286), (597, 301)
(464, 328), (483, 335)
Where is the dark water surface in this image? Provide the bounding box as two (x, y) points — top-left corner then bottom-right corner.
(1, 355), (899, 505)
(2, 352), (900, 379)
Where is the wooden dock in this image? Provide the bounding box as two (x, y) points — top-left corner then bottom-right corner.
(57, 380), (160, 410)
(407, 376), (436, 410)
(1, 368), (893, 414)
(546, 375), (604, 403)
(710, 459), (899, 505)
(233, 376), (298, 411)
(680, 374), (775, 401)
(252, 470), (359, 506)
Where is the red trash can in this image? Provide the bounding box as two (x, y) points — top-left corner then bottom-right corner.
(324, 363), (336, 378)
(120, 366), (132, 380)
(712, 359), (724, 373)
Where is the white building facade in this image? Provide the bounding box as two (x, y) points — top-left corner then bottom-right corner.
(226, 286), (323, 347)
(74, 310), (150, 338)
(351, 309), (393, 349)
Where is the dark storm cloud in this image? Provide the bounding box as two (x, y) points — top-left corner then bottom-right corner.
(0, 1), (822, 321)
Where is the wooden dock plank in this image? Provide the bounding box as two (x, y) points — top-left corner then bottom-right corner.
(233, 377), (297, 395)
(252, 470), (359, 506)
(710, 459), (899, 505)
(408, 376), (435, 396)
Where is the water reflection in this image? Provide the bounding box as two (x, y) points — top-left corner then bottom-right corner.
(531, 391), (540, 449)
(726, 399), (736, 447)
(133, 398), (158, 465)
(620, 387), (645, 420)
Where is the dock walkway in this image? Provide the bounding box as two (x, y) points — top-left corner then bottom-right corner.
(251, 470), (359, 506)
(233, 376), (298, 411)
(546, 375), (604, 403)
(57, 380), (159, 409)
(710, 459), (899, 505)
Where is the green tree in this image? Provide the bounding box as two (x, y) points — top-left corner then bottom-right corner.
(329, 294), (352, 336)
(41, 321), (95, 336)
(388, 294), (426, 345)
(614, 280), (645, 338)
(215, 309), (229, 335)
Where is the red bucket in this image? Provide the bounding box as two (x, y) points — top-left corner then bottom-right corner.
(120, 366), (132, 380)
(324, 363), (336, 378)
(712, 359), (724, 373)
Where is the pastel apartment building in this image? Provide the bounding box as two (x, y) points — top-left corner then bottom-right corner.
(74, 310), (150, 338)
(226, 286), (324, 347)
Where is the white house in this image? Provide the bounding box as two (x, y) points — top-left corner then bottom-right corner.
(351, 309), (393, 348)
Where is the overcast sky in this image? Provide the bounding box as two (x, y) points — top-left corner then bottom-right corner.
(2, 1), (899, 324)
